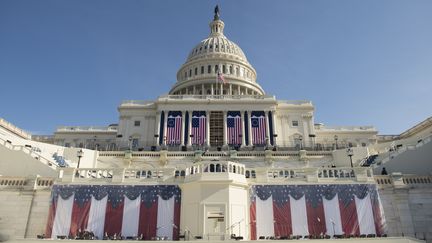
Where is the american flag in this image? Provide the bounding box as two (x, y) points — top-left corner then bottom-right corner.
(250, 184), (386, 239)
(251, 112), (266, 145)
(227, 111), (242, 145)
(46, 185), (181, 240)
(217, 71), (226, 84)
(191, 111), (206, 145)
(166, 111), (182, 145)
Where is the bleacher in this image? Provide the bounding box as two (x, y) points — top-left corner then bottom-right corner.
(52, 152), (69, 167)
(361, 154), (379, 167)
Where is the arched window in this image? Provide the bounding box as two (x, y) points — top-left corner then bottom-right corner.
(189, 69), (192, 77)
(216, 164), (221, 172)
(223, 65), (226, 74)
(195, 67), (198, 75)
(215, 65), (219, 73)
(210, 164), (215, 172)
(245, 170), (250, 178)
(180, 170), (185, 177)
(233, 166), (236, 173)
(208, 65), (211, 73)
(229, 66), (233, 74)
(251, 170), (256, 178)
(201, 66), (204, 74)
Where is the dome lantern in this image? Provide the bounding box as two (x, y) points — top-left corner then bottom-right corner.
(210, 5), (224, 36)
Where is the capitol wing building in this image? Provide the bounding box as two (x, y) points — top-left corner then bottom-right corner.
(1, 7), (432, 243)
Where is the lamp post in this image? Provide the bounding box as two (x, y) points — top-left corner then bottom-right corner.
(347, 147), (354, 168)
(334, 135), (338, 150)
(76, 149), (83, 168)
(93, 135), (98, 150)
(299, 135), (303, 150)
(128, 136), (133, 151)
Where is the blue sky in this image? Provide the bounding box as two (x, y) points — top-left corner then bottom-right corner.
(1, 0), (431, 135)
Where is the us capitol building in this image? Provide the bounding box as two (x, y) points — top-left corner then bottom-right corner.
(1, 7), (431, 243)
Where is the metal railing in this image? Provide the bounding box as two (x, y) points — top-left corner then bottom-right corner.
(56, 126), (118, 132)
(0, 117), (32, 139)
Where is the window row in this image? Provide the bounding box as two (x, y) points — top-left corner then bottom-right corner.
(190, 43), (239, 56)
(172, 84), (260, 96)
(182, 64), (253, 80)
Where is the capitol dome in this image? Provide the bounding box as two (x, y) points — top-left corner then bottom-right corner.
(169, 8), (265, 96)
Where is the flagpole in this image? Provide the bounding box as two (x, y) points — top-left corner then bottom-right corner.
(216, 70), (219, 96)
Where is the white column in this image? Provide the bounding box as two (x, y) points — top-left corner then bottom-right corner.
(223, 110), (228, 146)
(181, 111), (185, 146)
(202, 84), (205, 96)
(272, 111), (277, 146)
(265, 111), (271, 146)
(229, 84), (232, 95)
(187, 111), (192, 146)
(248, 111), (253, 146)
(211, 84), (214, 95)
(241, 111), (246, 146)
(220, 83), (223, 95)
(237, 85), (240, 95)
(206, 111), (210, 147)
(155, 111), (161, 145)
(163, 110), (168, 145)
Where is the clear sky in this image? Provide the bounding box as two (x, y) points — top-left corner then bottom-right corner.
(1, 0), (431, 135)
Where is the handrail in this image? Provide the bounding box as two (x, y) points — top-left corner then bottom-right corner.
(58, 166), (374, 184)
(0, 117), (32, 139)
(374, 174), (432, 187)
(98, 150), (333, 158)
(0, 176), (54, 189)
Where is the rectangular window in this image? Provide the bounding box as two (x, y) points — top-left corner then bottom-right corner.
(134, 121), (141, 127)
(201, 66), (204, 74)
(208, 65), (211, 73)
(195, 68), (198, 75)
(215, 65), (219, 73)
(223, 65), (226, 74)
(292, 120), (299, 127)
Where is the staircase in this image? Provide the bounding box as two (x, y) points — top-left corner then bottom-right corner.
(374, 135), (432, 167)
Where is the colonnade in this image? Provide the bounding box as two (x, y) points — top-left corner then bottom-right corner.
(154, 110), (277, 147)
(173, 83), (261, 96)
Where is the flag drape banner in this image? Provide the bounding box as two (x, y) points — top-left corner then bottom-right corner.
(167, 111), (182, 145)
(227, 111), (242, 145)
(87, 195), (107, 239)
(191, 111), (206, 145)
(46, 185), (181, 240)
(251, 111), (266, 145)
(250, 184), (386, 239)
(256, 195), (275, 238)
